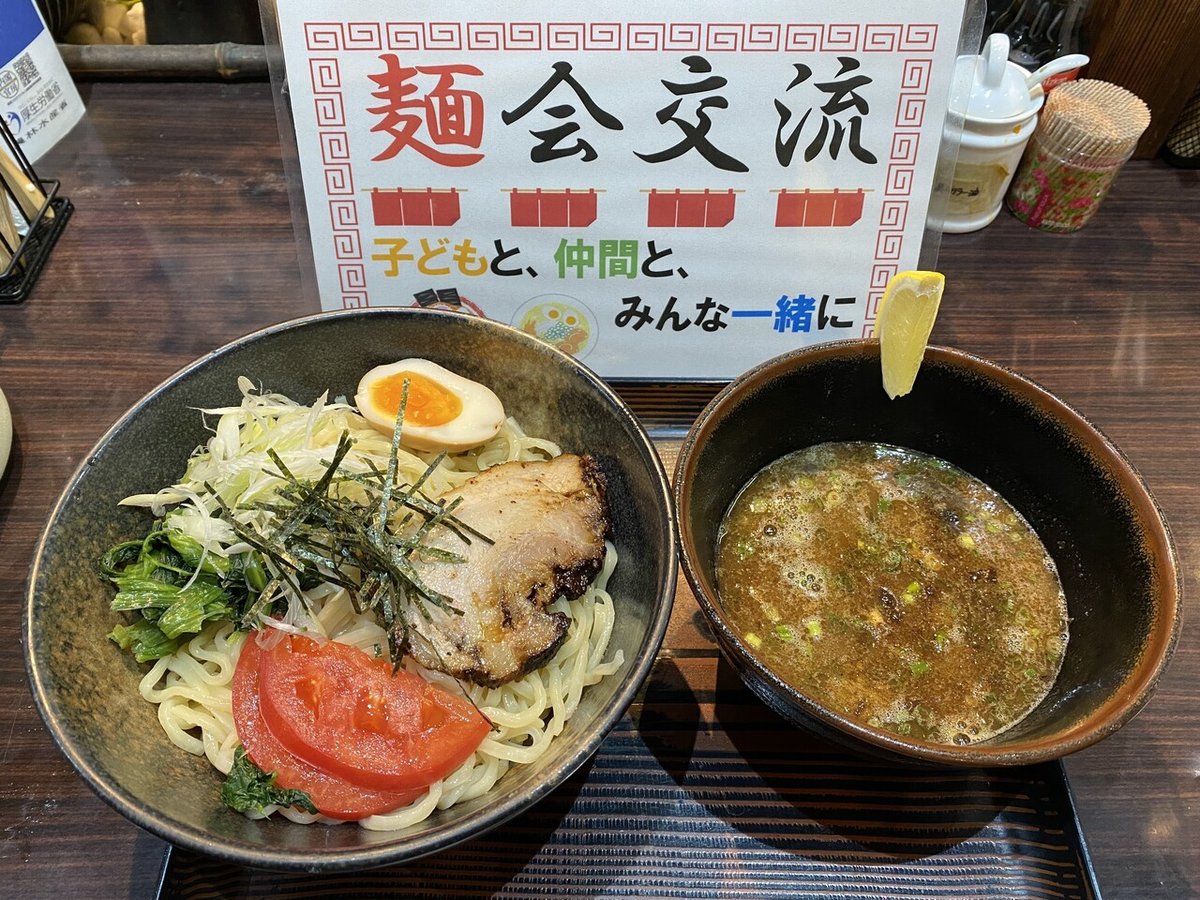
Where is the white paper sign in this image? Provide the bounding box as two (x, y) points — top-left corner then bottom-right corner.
(275, 1), (966, 378)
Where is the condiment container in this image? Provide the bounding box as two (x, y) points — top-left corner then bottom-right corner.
(1006, 79), (1150, 233)
(944, 34), (1044, 234)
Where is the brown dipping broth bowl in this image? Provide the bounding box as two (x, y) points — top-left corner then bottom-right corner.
(675, 340), (1181, 767)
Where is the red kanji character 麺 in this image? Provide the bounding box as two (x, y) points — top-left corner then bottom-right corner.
(367, 54), (484, 167)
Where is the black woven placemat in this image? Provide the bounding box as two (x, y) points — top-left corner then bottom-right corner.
(157, 661), (1099, 900)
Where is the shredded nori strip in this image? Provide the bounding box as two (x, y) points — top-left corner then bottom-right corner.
(103, 379), (494, 671)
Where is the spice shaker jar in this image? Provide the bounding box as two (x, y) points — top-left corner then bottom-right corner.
(1006, 79), (1151, 233)
(944, 34), (1044, 234)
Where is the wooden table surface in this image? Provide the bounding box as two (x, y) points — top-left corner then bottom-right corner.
(1, 81), (1196, 899)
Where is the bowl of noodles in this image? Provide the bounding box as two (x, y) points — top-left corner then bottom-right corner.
(24, 308), (677, 870)
(675, 340), (1181, 767)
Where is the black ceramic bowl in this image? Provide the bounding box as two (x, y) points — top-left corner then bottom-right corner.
(675, 340), (1180, 767)
(25, 308), (676, 870)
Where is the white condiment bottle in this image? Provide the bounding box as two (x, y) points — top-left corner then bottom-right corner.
(944, 33), (1044, 233)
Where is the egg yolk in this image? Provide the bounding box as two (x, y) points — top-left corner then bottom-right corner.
(370, 372), (463, 427)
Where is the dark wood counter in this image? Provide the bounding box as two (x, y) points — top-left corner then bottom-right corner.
(0, 81), (1196, 899)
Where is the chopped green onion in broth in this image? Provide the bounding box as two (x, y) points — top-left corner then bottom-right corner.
(716, 442), (1068, 746)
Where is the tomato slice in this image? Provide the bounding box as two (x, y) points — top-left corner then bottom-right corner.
(254, 633), (491, 793)
(232, 633), (425, 820)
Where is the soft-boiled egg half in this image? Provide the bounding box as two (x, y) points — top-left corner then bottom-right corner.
(355, 358), (506, 451)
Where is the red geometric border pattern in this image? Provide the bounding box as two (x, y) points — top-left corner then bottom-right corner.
(303, 21), (937, 52)
(313, 94), (345, 127)
(821, 24), (860, 51)
(863, 57), (932, 334)
(345, 22), (382, 48)
(333, 231), (362, 259)
(878, 199), (909, 230)
(901, 57), (932, 91)
(889, 131), (920, 165)
(306, 54), (365, 307)
(301, 20), (939, 314)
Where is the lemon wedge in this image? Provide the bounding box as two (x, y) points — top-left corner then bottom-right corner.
(876, 270), (946, 399)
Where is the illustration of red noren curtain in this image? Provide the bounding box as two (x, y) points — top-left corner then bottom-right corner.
(509, 188), (598, 227)
(646, 189), (737, 227)
(371, 188), (462, 227)
(774, 188), (865, 227)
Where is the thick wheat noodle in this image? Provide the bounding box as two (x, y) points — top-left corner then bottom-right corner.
(132, 421), (623, 831)
(140, 549), (621, 830)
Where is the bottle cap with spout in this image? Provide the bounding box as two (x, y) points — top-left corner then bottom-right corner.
(953, 33), (1043, 123)
(944, 34), (1044, 233)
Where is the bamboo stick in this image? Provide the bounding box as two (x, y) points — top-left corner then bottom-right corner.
(0, 195), (15, 270)
(639, 188), (746, 194)
(0, 147), (49, 222)
(769, 188), (876, 194)
(501, 187), (605, 193)
(57, 42), (269, 81)
(362, 187), (469, 193)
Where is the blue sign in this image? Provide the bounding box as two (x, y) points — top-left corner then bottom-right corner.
(0, 0), (45, 66)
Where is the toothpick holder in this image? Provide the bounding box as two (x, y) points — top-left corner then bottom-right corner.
(0, 115), (73, 304)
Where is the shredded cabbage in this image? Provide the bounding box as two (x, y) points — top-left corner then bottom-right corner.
(117, 377), (552, 637)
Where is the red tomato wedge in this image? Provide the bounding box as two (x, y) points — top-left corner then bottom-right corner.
(232, 633), (425, 819)
(252, 632), (491, 794)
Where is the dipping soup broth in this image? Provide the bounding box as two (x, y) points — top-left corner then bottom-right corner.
(716, 442), (1068, 745)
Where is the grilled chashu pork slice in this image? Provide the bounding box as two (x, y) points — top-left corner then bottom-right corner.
(403, 453), (609, 687)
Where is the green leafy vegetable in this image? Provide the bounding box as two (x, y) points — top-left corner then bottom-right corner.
(220, 747), (318, 815)
(155, 583), (233, 639)
(167, 531), (231, 576)
(102, 523), (255, 661)
(101, 377), (493, 670)
(108, 620), (181, 663)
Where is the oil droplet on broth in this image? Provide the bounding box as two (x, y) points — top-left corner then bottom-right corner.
(715, 441), (1068, 747)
